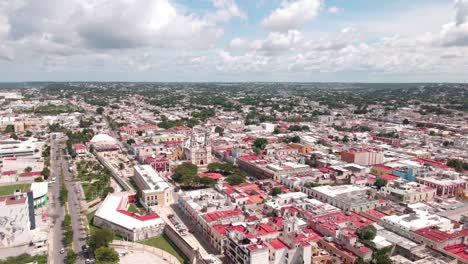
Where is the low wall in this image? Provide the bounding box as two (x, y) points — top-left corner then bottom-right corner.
(163, 225), (207, 264)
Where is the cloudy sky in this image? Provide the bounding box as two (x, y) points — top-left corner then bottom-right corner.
(1, 0), (468, 82)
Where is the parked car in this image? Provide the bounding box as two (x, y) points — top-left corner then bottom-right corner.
(60, 248), (66, 254)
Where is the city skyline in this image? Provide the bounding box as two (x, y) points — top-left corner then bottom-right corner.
(1, 0), (468, 82)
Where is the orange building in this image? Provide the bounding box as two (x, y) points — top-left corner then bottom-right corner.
(288, 143), (313, 154)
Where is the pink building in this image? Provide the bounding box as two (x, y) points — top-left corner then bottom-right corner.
(341, 149), (384, 166)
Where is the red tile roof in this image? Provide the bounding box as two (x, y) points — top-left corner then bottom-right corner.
(1, 170), (17, 175)
(73, 144), (86, 150)
(310, 212), (374, 234)
(269, 239), (289, 249)
(0, 194), (28, 205)
(19, 171), (42, 177)
(204, 209), (243, 222)
(415, 227), (468, 242)
(362, 209), (387, 220)
(238, 155), (258, 161)
(380, 174), (399, 181)
(117, 210), (160, 221)
(199, 172), (223, 180)
(444, 244), (468, 261)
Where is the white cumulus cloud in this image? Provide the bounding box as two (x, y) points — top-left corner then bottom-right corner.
(261, 0), (322, 32)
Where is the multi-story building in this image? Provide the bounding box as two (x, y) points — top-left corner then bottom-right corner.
(416, 172), (467, 197)
(309, 211), (374, 262)
(133, 165), (172, 207)
(225, 230), (269, 264)
(0, 191), (35, 247)
(0, 140), (38, 158)
(303, 185), (385, 212)
(412, 226), (468, 249)
(120, 124), (157, 135)
(379, 182), (436, 204)
(341, 148), (384, 166)
(237, 155), (314, 181)
(144, 156), (170, 173)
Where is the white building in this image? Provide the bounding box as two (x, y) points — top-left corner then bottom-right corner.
(0, 191), (35, 247)
(0, 140), (38, 158)
(303, 185), (384, 212)
(380, 210), (453, 238)
(133, 165), (172, 207)
(93, 192), (165, 241)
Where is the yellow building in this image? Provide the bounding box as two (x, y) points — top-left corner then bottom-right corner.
(455, 188), (468, 201)
(371, 164), (393, 177)
(133, 165), (173, 207)
(288, 143), (312, 154)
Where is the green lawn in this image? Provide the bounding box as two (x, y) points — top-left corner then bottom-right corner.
(127, 178), (138, 191)
(140, 235), (186, 264)
(81, 183), (98, 201)
(127, 203), (144, 215)
(0, 183), (31, 196)
(86, 211), (98, 234)
(0, 253), (47, 264)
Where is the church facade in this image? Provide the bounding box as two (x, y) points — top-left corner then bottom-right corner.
(183, 129), (212, 166)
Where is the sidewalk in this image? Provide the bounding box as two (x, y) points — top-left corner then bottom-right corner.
(110, 240), (180, 264)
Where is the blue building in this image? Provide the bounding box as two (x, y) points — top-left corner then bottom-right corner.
(392, 167), (415, 181)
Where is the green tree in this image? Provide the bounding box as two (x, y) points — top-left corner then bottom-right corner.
(402, 118), (410, 125)
(24, 130), (33, 137)
(225, 173), (247, 185)
(215, 126), (224, 136)
(126, 138), (135, 145)
(309, 154), (318, 168)
(42, 167), (50, 180)
(34, 177), (44, 182)
(101, 187), (115, 199)
(96, 107), (105, 115)
(374, 177), (388, 189)
(172, 163), (198, 186)
(342, 135), (349, 143)
(88, 228), (114, 252)
(254, 138), (268, 150)
(372, 247), (392, 264)
(10, 133), (18, 140)
(95, 247), (119, 264)
(355, 257), (367, 264)
(66, 249), (77, 264)
(24, 166), (33, 173)
(447, 159), (467, 172)
(270, 187), (283, 196)
(290, 135), (301, 143)
(355, 225), (377, 240)
(196, 176), (216, 187)
(3, 124), (14, 133)
(207, 162), (223, 173)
